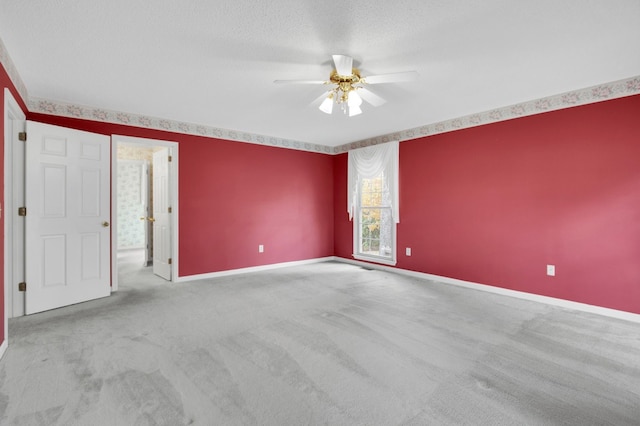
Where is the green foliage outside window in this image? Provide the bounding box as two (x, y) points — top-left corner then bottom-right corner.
(360, 176), (387, 256)
(361, 208), (381, 253)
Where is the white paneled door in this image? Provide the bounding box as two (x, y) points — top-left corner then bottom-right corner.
(152, 147), (171, 280)
(25, 121), (111, 314)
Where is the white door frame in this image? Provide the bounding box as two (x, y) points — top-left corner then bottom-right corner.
(111, 135), (179, 291)
(3, 89), (26, 330)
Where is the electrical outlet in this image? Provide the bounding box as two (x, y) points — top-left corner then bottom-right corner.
(547, 264), (555, 276)
(259, 244), (264, 253)
(406, 247), (412, 256)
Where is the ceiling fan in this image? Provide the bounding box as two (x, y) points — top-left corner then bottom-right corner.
(274, 54), (418, 117)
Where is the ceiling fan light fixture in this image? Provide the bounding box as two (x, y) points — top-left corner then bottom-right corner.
(319, 94), (334, 114)
(348, 90), (363, 108)
(276, 54), (417, 117)
(348, 105), (362, 117)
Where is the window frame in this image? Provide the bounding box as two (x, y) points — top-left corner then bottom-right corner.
(352, 175), (397, 266)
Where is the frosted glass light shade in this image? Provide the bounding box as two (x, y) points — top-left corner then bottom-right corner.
(319, 96), (334, 114)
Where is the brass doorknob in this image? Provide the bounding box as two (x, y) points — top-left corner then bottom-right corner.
(140, 217), (146, 220)
(148, 217), (156, 222)
(102, 221), (110, 227)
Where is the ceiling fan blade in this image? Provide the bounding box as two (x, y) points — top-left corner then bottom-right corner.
(332, 54), (353, 76)
(274, 79), (326, 85)
(362, 71), (418, 84)
(357, 87), (386, 107)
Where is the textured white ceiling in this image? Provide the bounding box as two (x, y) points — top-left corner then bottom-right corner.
(1, 0), (639, 147)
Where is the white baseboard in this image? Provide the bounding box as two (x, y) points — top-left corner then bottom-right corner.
(176, 257), (336, 282)
(335, 257), (640, 324)
(173, 255), (640, 323)
(0, 339), (7, 360)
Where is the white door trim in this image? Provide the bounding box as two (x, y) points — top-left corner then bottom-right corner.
(151, 148), (172, 280)
(111, 135), (179, 291)
(3, 88), (26, 345)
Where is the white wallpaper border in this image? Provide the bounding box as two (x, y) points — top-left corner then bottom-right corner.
(335, 76), (640, 153)
(25, 76), (640, 155)
(2, 34), (638, 155)
(26, 97), (332, 154)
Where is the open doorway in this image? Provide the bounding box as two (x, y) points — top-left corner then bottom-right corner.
(111, 136), (178, 291)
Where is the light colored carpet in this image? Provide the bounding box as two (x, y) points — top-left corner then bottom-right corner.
(1, 253), (639, 425)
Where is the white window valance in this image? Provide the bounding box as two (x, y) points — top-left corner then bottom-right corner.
(348, 141), (399, 223)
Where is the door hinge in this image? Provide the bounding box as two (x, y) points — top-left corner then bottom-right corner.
(18, 132), (27, 141)
(168, 155), (172, 162)
(168, 206), (172, 213)
(18, 282), (26, 292)
(168, 258), (172, 265)
(18, 206), (27, 216)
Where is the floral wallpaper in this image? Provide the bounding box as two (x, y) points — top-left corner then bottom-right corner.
(117, 144), (155, 161)
(117, 160), (147, 249)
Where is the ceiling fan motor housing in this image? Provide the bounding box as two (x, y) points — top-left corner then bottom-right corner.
(330, 68), (361, 102)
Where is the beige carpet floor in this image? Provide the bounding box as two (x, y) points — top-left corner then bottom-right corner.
(1, 253), (639, 425)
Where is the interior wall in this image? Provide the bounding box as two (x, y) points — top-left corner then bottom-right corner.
(117, 160), (147, 249)
(1, 63), (28, 345)
(27, 112), (335, 277)
(117, 144), (155, 161)
(178, 134), (335, 275)
(334, 94), (640, 314)
(7, 66), (639, 319)
(333, 153), (351, 258)
(117, 145), (155, 250)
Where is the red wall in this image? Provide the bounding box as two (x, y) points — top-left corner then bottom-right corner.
(4, 66), (640, 335)
(28, 113), (335, 276)
(1, 63), (29, 345)
(334, 95), (640, 314)
(333, 153), (352, 258)
(177, 137), (334, 275)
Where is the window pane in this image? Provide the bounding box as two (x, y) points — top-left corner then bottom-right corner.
(360, 175), (390, 208)
(359, 207), (392, 258)
(378, 208), (393, 257)
(360, 208), (378, 255)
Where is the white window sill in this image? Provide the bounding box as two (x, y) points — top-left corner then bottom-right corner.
(352, 254), (397, 266)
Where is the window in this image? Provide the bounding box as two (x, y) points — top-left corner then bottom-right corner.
(348, 141), (399, 266)
(358, 174), (394, 259)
